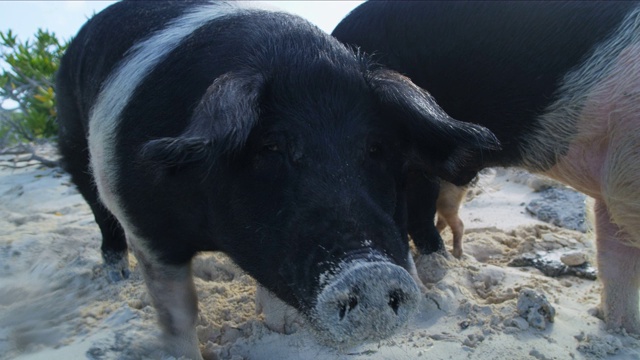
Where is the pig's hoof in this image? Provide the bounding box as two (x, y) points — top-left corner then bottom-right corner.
(107, 267), (131, 282)
(415, 252), (451, 284)
(594, 300), (640, 334)
(103, 250), (130, 281)
(601, 310), (640, 335)
(255, 285), (302, 334)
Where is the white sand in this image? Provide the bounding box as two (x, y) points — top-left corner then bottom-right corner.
(1, 144), (639, 360)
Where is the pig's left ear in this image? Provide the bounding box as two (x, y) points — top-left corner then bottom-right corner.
(368, 69), (500, 185)
(139, 71), (264, 172)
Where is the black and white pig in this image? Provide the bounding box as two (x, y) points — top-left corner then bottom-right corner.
(55, 1), (499, 358)
(333, 1), (640, 334)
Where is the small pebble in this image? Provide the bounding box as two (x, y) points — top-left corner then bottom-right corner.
(561, 251), (588, 266)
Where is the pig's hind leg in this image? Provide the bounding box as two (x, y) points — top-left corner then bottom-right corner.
(57, 93), (129, 281)
(436, 181), (469, 258)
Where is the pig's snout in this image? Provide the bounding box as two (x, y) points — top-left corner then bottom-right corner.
(313, 261), (420, 347)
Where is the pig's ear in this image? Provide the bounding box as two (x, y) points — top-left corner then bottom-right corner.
(139, 71), (264, 171)
(368, 69), (500, 185)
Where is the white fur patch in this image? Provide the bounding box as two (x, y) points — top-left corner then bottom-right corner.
(87, 1), (273, 234)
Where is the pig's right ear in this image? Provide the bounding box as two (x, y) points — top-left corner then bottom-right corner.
(368, 69), (500, 185)
(138, 71), (264, 172)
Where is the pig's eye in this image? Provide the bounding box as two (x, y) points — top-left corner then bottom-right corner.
(252, 141), (283, 169)
(368, 143), (383, 159)
(262, 143), (279, 153)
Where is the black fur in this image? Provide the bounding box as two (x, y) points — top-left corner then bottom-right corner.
(333, 1), (637, 169)
(57, 1), (497, 315)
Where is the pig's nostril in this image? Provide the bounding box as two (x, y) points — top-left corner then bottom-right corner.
(388, 290), (402, 315)
(349, 295), (358, 311)
(338, 295), (359, 321)
(338, 303), (346, 320)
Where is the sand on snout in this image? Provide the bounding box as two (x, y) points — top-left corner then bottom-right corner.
(1, 144), (639, 360)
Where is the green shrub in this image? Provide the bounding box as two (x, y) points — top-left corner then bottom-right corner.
(1, 29), (67, 145)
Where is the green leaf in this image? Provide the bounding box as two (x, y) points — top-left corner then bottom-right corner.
(0, 28), (65, 143)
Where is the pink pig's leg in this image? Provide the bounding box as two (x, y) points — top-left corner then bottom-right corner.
(436, 181), (468, 258)
(594, 199), (640, 333)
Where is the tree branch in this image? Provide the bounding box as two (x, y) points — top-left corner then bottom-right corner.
(0, 143), (59, 168)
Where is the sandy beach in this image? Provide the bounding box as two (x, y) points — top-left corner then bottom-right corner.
(1, 143), (639, 359)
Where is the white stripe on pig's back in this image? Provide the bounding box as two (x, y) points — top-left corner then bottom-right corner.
(87, 2), (267, 242)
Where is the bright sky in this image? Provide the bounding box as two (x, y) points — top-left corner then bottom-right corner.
(0, 1), (364, 42)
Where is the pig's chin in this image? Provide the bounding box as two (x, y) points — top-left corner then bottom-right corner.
(308, 259), (421, 348)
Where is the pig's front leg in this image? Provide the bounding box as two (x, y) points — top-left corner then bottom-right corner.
(594, 199), (640, 333)
(406, 171), (445, 255)
(131, 242), (202, 360)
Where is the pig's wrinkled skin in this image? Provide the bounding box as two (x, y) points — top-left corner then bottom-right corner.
(55, 1), (498, 358)
(333, 1), (640, 334)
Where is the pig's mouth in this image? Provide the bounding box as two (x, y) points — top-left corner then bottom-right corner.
(309, 254), (421, 348)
